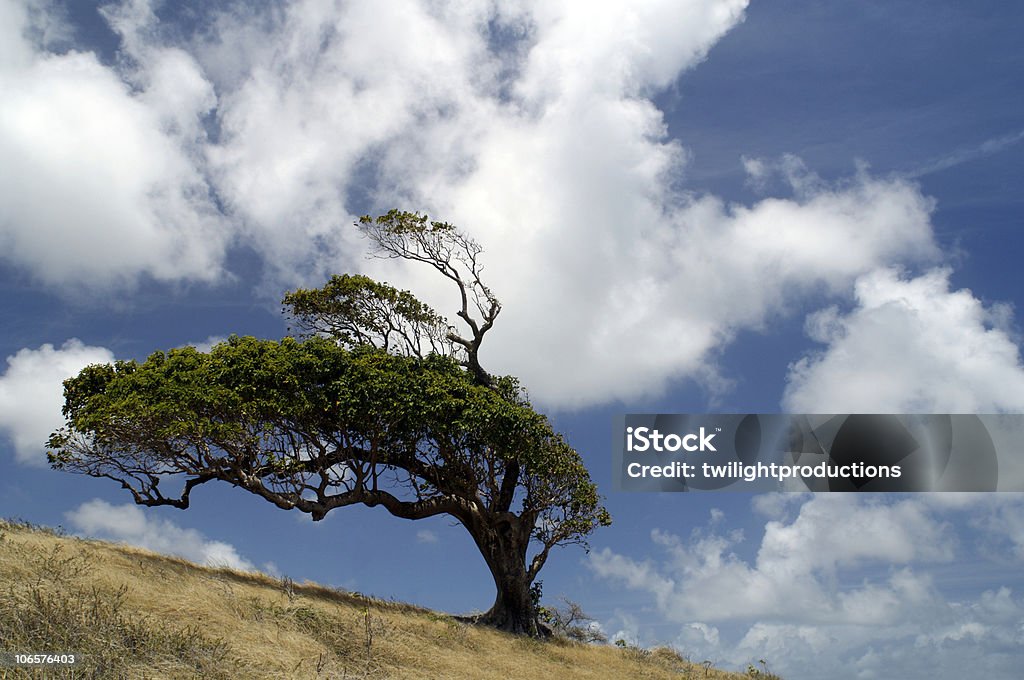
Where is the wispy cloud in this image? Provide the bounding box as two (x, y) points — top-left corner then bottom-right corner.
(416, 529), (439, 545)
(903, 129), (1024, 179)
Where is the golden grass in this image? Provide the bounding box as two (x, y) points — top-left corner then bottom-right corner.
(0, 520), (754, 679)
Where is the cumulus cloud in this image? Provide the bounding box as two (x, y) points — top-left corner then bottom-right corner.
(196, 0), (950, 406)
(590, 496), (1024, 680)
(0, 0), (968, 407)
(784, 267), (1024, 412)
(0, 339), (115, 464)
(728, 585), (1024, 680)
(67, 498), (257, 571)
(590, 495), (955, 626)
(0, 0), (227, 289)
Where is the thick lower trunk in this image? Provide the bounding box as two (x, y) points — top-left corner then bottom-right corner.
(469, 515), (541, 636)
(478, 552), (538, 636)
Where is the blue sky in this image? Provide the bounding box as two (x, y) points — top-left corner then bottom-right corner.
(1, 1), (1024, 678)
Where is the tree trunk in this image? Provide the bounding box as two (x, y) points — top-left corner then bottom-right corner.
(478, 549), (538, 635)
(470, 515), (540, 636)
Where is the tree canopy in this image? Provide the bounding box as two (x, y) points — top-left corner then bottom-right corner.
(49, 210), (610, 636)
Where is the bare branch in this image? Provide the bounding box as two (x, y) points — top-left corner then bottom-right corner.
(358, 211), (501, 385)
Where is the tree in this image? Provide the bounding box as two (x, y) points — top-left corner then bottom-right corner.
(48, 210), (611, 636)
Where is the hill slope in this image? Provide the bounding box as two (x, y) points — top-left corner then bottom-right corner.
(0, 520), (758, 679)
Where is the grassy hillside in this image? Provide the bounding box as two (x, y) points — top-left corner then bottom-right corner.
(0, 519), (766, 679)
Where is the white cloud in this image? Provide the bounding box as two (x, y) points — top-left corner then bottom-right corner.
(0, 0), (971, 408)
(0, 0), (227, 290)
(416, 529), (439, 544)
(750, 492), (805, 520)
(590, 495), (955, 626)
(973, 498), (1024, 561)
(220, 0), (950, 406)
(905, 128), (1024, 179)
(741, 155), (769, 192)
(677, 620), (720, 649)
(0, 339), (115, 465)
(175, 0), (945, 407)
(589, 495), (1024, 680)
(67, 498), (256, 572)
(784, 268), (1024, 413)
(183, 335), (228, 353)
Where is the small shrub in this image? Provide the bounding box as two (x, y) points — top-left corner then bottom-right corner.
(542, 597), (607, 644)
(747, 659), (783, 679)
(614, 637), (652, 662)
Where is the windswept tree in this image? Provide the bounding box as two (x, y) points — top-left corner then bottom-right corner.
(49, 211), (611, 636)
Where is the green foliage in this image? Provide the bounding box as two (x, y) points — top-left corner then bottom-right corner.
(283, 274), (453, 357)
(51, 337), (581, 485)
(357, 209), (457, 236)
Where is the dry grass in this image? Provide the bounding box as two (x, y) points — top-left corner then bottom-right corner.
(0, 520), (756, 679)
